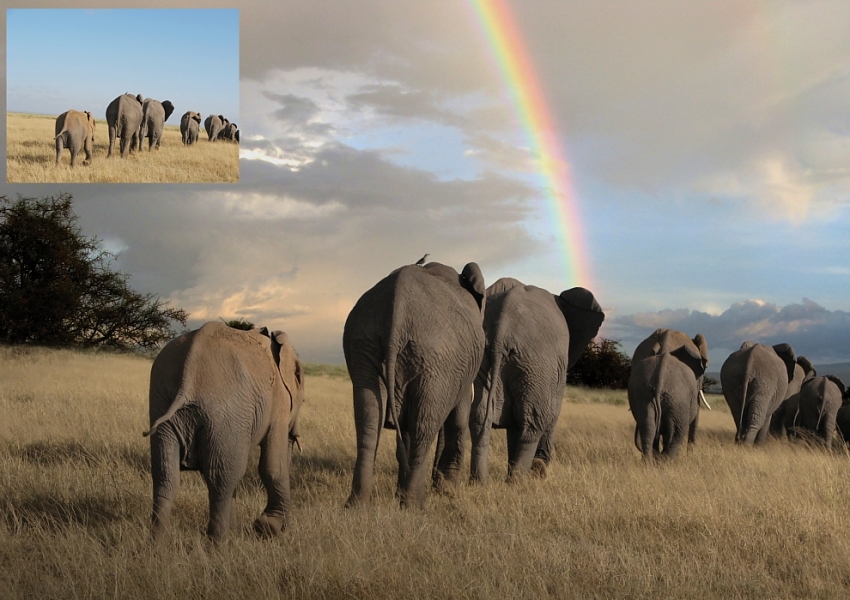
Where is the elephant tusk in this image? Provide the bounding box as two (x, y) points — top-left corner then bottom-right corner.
(699, 390), (712, 410)
(295, 437), (303, 454)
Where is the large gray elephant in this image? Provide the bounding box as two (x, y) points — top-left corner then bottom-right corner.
(106, 93), (144, 158)
(628, 329), (709, 460)
(54, 109), (95, 167)
(792, 375), (846, 448)
(769, 356), (816, 438)
(144, 322), (304, 541)
(469, 278), (603, 481)
(343, 260), (485, 509)
(204, 114), (229, 142)
(180, 111), (202, 145)
(720, 341), (796, 444)
(139, 98), (175, 151)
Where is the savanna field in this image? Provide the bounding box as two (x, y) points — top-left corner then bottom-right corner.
(1, 346), (850, 599)
(6, 113), (239, 183)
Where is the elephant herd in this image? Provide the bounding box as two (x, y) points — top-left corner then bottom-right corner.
(628, 329), (850, 461)
(53, 93), (239, 167)
(145, 258), (850, 541)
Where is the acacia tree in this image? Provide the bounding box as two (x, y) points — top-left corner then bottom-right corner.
(0, 193), (188, 349)
(567, 338), (632, 389)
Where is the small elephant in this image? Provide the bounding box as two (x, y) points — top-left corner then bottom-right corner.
(221, 122), (239, 142)
(54, 109), (95, 167)
(470, 278), (604, 481)
(769, 356), (816, 438)
(145, 322), (304, 541)
(343, 260), (485, 509)
(629, 331), (709, 461)
(792, 375), (846, 448)
(204, 114), (229, 142)
(139, 98), (175, 151)
(180, 111), (202, 145)
(106, 93), (144, 158)
(720, 341), (797, 444)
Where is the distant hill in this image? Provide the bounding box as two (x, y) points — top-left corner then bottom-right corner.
(705, 362), (850, 393)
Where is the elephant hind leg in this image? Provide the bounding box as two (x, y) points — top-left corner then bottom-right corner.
(150, 429), (181, 540)
(506, 426), (541, 480)
(254, 424), (291, 537)
(346, 380), (384, 508)
(55, 135), (64, 166)
(432, 398), (469, 495)
(202, 446), (251, 542)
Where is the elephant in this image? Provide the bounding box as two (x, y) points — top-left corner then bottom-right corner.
(835, 401), (850, 444)
(139, 98), (175, 151)
(180, 111), (202, 145)
(144, 322), (304, 541)
(106, 93), (144, 158)
(791, 375), (846, 448)
(204, 114), (229, 142)
(54, 109), (95, 167)
(720, 341), (797, 444)
(628, 331), (709, 461)
(234, 129), (240, 143)
(469, 278), (604, 481)
(343, 260), (485, 509)
(769, 356), (816, 438)
(221, 122), (239, 142)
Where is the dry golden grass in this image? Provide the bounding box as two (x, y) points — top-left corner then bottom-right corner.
(2, 346), (850, 599)
(6, 112), (239, 183)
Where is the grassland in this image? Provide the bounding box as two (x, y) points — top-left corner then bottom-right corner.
(6, 112), (239, 183)
(1, 346), (849, 599)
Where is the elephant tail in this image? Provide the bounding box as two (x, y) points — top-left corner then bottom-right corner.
(143, 391), (191, 437)
(736, 376), (751, 442)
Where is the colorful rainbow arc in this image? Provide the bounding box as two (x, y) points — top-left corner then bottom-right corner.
(467, 0), (592, 289)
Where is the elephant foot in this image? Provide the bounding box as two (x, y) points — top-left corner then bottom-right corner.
(431, 471), (459, 497)
(253, 513), (285, 537)
(530, 458), (548, 479)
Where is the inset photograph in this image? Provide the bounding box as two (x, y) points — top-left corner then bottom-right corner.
(6, 9), (239, 183)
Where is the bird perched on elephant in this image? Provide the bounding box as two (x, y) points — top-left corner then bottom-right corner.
(791, 375), (846, 448)
(204, 114), (229, 142)
(144, 322), (304, 542)
(769, 356), (816, 438)
(180, 111), (202, 145)
(720, 341), (797, 444)
(54, 109), (95, 167)
(106, 93), (144, 158)
(628, 329), (710, 461)
(470, 278), (604, 481)
(343, 260), (485, 509)
(139, 98), (175, 151)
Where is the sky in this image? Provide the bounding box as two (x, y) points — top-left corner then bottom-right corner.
(6, 9), (239, 123)
(3, 1), (850, 367)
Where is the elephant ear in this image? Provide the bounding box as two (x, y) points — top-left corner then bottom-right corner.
(269, 330), (289, 368)
(162, 101), (175, 121)
(194, 113), (202, 123)
(740, 340), (756, 350)
(671, 344), (707, 379)
(135, 94), (143, 104)
(826, 375), (846, 396)
(460, 262), (486, 312)
(772, 343), (798, 383)
(486, 277), (524, 298)
(692, 333), (709, 371)
(555, 287), (605, 370)
(797, 356), (816, 378)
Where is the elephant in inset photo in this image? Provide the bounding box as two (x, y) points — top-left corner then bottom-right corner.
(144, 322), (304, 542)
(792, 375), (846, 448)
(106, 93), (144, 158)
(720, 341), (796, 445)
(54, 109), (95, 167)
(628, 329), (709, 461)
(769, 356), (816, 438)
(180, 111), (202, 145)
(343, 260), (485, 509)
(470, 278), (603, 481)
(139, 98), (175, 151)
(221, 122), (239, 142)
(204, 114), (229, 141)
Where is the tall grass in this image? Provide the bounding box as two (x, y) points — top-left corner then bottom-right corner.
(6, 112), (239, 183)
(1, 346), (849, 598)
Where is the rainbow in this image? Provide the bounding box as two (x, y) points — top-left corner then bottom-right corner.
(467, 0), (592, 289)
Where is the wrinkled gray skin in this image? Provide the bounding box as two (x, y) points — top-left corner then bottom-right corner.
(54, 109), (95, 167)
(139, 98), (175, 151)
(180, 111), (202, 145)
(792, 375), (846, 448)
(769, 356), (816, 438)
(145, 322), (305, 542)
(106, 93), (144, 158)
(720, 341), (796, 444)
(204, 114), (229, 142)
(628, 329), (708, 461)
(343, 261), (485, 509)
(469, 278), (603, 481)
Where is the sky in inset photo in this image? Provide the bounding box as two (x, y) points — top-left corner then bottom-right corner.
(3, 1), (850, 365)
